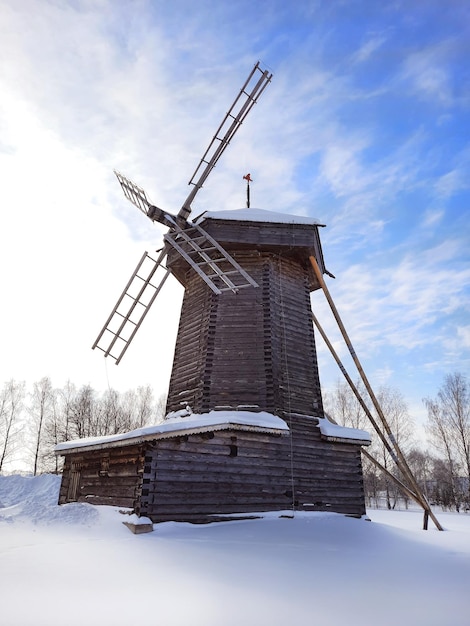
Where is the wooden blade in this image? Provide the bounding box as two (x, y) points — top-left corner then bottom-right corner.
(179, 61), (273, 221)
(92, 249), (170, 364)
(114, 170), (151, 215)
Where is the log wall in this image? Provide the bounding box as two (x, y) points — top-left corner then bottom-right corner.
(58, 444), (144, 509)
(138, 417), (366, 523)
(166, 252), (323, 417)
(58, 418), (366, 521)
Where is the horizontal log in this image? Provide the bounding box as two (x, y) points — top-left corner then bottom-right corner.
(149, 460), (361, 482)
(143, 496), (293, 514)
(80, 474), (138, 487)
(78, 481), (137, 495)
(79, 494), (136, 507)
(150, 470), (291, 488)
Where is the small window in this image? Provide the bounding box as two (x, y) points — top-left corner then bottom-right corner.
(229, 436), (238, 457)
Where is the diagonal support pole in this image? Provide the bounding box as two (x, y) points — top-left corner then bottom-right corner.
(324, 411), (422, 506)
(309, 256), (443, 531)
(312, 312), (409, 474)
(313, 312), (427, 510)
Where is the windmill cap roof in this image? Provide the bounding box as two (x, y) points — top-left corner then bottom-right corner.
(196, 208), (325, 227)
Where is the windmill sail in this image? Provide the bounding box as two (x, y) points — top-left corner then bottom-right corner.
(164, 222), (259, 294)
(179, 61), (272, 221)
(92, 250), (170, 364)
(114, 171), (150, 215)
(93, 62), (272, 363)
(93, 221), (259, 363)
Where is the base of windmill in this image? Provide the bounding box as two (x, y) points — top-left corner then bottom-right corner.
(55, 409), (371, 523)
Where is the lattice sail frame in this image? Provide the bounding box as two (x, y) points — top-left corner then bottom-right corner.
(93, 62), (272, 363)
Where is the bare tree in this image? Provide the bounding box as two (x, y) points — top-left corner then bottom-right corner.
(425, 372), (470, 511)
(375, 386), (414, 509)
(67, 385), (161, 439)
(325, 380), (415, 509)
(0, 380), (25, 473)
(0, 378), (169, 472)
(425, 397), (460, 509)
(69, 385), (97, 439)
(29, 377), (56, 475)
(57, 380), (76, 442)
(323, 378), (369, 430)
(136, 386), (160, 427)
(407, 447), (435, 503)
(42, 389), (62, 473)
(155, 392), (167, 423)
(99, 388), (123, 435)
(41, 381), (77, 473)
(121, 387), (165, 430)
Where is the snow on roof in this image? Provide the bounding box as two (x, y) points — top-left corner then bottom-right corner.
(54, 410), (289, 454)
(317, 417), (371, 444)
(196, 208), (324, 226)
(55, 411), (370, 455)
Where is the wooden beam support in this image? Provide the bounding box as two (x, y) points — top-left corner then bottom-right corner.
(309, 255), (443, 531)
(311, 315), (425, 506)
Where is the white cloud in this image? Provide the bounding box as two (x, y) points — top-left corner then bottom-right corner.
(320, 137), (372, 197)
(457, 326), (470, 348)
(421, 209), (444, 228)
(314, 236), (470, 363)
(433, 153), (470, 199)
(0, 73), (181, 394)
(352, 34), (387, 64)
(400, 44), (454, 106)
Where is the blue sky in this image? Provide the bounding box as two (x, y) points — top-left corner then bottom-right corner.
(0, 0), (468, 433)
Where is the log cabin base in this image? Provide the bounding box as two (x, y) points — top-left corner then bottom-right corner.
(56, 411), (370, 524)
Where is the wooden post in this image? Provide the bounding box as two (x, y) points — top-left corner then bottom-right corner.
(312, 312), (402, 467)
(312, 316), (424, 506)
(309, 256), (443, 531)
(323, 402), (421, 505)
(362, 448), (419, 504)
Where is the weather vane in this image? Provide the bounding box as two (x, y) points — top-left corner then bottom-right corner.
(243, 173), (252, 208)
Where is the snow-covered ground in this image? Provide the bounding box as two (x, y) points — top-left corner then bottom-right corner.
(1, 475), (469, 626)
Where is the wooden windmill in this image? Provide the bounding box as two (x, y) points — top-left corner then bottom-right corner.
(57, 62), (442, 529)
(58, 63), (373, 523)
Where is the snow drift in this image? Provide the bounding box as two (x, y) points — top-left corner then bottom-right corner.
(0, 474), (469, 626)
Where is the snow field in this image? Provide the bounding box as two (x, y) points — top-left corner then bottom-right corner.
(0, 475), (469, 626)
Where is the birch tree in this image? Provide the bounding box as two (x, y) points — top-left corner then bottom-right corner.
(29, 377), (56, 475)
(425, 372), (470, 511)
(375, 386), (414, 509)
(325, 380), (414, 508)
(0, 380), (25, 473)
(69, 385), (96, 439)
(323, 378), (369, 430)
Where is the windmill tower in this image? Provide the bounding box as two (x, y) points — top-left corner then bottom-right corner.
(164, 208), (328, 418)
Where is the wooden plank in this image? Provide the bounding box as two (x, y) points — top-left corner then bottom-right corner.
(79, 495), (136, 507)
